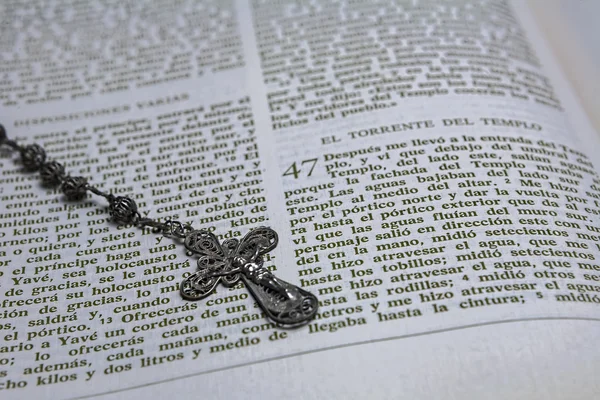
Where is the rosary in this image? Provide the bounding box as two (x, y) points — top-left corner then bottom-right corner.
(0, 125), (319, 328)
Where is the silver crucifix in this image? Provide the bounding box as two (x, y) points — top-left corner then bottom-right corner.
(180, 227), (318, 327)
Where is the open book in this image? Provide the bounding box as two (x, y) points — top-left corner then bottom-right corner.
(1, 0), (599, 398)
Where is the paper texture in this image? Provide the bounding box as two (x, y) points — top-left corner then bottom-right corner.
(0, 0), (599, 399)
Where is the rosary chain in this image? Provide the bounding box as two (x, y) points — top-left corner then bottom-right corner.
(2, 125), (321, 328)
(0, 124), (193, 239)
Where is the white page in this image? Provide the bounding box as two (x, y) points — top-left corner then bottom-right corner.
(1, 0), (600, 399)
(527, 0), (600, 133)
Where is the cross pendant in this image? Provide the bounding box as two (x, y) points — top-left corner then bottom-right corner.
(180, 227), (319, 328)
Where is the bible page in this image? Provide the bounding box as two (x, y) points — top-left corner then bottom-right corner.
(1, 0), (600, 399)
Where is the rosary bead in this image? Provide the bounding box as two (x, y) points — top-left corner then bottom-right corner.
(109, 196), (138, 224)
(0, 124), (6, 143)
(40, 161), (65, 185)
(20, 144), (46, 171)
(61, 176), (88, 200)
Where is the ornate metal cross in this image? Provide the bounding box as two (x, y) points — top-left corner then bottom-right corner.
(180, 227), (318, 327)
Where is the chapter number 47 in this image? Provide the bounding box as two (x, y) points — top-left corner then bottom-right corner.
(283, 158), (318, 179)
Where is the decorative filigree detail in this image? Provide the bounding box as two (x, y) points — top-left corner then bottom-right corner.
(0, 130), (317, 329)
(181, 227), (318, 327)
(109, 196), (138, 225)
(61, 176), (88, 200)
(40, 161), (65, 185)
(20, 144), (46, 171)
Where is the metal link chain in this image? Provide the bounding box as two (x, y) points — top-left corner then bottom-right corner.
(0, 125), (191, 239)
(0, 123), (320, 328)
